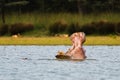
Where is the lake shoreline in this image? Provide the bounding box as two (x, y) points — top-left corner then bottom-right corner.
(0, 36), (120, 45)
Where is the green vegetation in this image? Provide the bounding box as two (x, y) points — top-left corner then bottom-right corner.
(3, 12), (120, 26)
(0, 12), (120, 36)
(2, 0), (120, 13)
(0, 1), (119, 45)
(0, 36), (120, 45)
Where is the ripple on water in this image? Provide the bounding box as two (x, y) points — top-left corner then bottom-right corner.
(0, 45), (120, 80)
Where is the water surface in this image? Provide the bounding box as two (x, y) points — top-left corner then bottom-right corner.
(0, 46), (120, 80)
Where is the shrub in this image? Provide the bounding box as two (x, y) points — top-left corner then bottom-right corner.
(80, 22), (97, 35)
(9, 23), (34, 35)
(96, 21), (115, 35)
(49, 20), (68, 35)
(67, 22), (81, 35)
(115, 22), (120, 35)
(80, 21), (116, 35)
(0, 24), (9, 35)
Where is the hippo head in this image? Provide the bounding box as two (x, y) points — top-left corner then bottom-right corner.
(70, 32), (86, 45)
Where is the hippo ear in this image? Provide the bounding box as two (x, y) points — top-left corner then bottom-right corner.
(82, 32), (86, 43)
(78, 32), (86, 43)
(70, 32), (77, 39)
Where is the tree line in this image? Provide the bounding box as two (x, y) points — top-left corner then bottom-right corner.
(0, 0), (120, 13)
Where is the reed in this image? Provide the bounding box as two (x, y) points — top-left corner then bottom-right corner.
(0, 12), (120, 36)
(1, 12), (120, 26)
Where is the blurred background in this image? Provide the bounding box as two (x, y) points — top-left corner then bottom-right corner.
(0, 0), (120, 36)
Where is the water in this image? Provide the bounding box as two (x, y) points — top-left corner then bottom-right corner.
(0, 45), (120, 80)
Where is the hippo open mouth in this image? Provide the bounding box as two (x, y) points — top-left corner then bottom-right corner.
(56, 32), (86, 60)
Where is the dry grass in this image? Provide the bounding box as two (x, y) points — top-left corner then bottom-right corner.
(0, 36), (120, 45)
(85, 36), (120, 45)
(0, 37), (70, 45)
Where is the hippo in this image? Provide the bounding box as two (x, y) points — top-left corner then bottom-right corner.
(56, 32), (86, 60)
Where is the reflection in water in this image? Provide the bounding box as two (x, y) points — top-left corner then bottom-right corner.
(0, 46), (120, 80)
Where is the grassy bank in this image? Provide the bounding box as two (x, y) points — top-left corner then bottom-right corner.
(0, 36), (120, 45)
(0, 12), (120, 45)
(1, 12), (120, 26)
